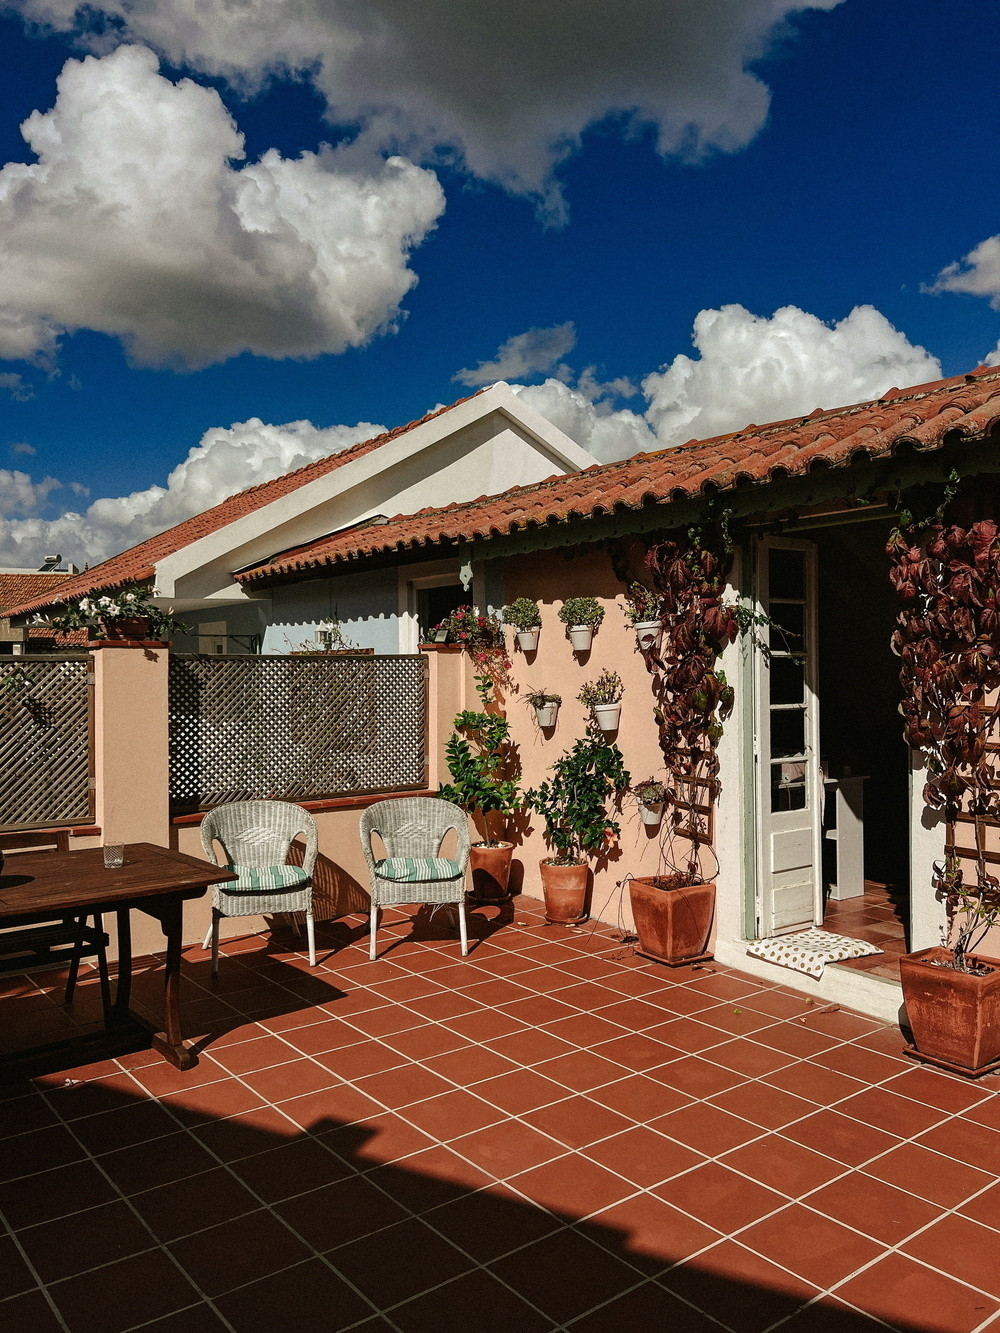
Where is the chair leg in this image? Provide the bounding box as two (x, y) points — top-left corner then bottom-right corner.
(93, 915), (112, 1023)
(64, 915), (83, 1005)
(202, 921), (213, 951)
(305, 910), (316, 968)
(369, 902), (378, 961)
(458, 898), (469, 957)
(210, 910), (221, 977)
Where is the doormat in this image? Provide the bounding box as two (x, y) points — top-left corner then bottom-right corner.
(746, 929), (881, 979)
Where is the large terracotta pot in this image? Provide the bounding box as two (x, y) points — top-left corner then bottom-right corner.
(900, 946), (1000, 1077)
(629, 876), (715, 966)
(101, 616), (151, 641)
(470, 841), (514, 902)
(540, 860), (589, 924)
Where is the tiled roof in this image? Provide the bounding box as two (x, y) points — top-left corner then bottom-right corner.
(4, 391), (486, 618)
(239, 365), (1000, 585)
(0, 571), (72, 615)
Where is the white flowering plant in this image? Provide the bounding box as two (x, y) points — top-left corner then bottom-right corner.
(46, 584), (188, 640)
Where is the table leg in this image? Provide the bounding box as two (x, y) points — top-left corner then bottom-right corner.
(149, 896), (195, 1070)
(111, 908), (132, 1020)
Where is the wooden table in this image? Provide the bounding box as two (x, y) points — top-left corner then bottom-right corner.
(0, 842), (233, 1070)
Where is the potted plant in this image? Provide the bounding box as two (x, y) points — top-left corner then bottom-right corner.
(47, 585), (188, 642)
(558, 596), (604, 652)
(578, 669), (624, 733)
(439, 673), (522, 902)
(632, 777), (667, 827)
(432, 606), (511, 684)
(526, 724), (630, 924)
(525, 688), (561, 728)
(503, 598), (542, 652)
(889, 515), (1000, 1075)
(624, 582), (663, 651)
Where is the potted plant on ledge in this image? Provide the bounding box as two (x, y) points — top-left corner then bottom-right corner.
(625, 582), (663, 651)
(526, 724), (630, 924)
(890, 516), (1000, 1076)
(439, 673), (522, 902)
(578, 669), (624, 733)
(47, 585), (188, 642)
(525, 688), (561, 728)
(558, 597), (604, 652)
(503, 598), (542, 652)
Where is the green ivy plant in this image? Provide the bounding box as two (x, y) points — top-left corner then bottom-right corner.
(439, 673), (522, 846)
(526, 724), (631, 865)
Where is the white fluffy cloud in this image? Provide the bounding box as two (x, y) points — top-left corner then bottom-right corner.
(0, 415), (383, 568)
(11, 0), (843, 208)
(455, 323), (576, 387)
(514, 379), (656, 464)
(0, 44), (445, 368)
(0, 373), (33, 401)
(642, 304), (942, 446)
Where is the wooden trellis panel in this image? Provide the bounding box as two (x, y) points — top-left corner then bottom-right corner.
(169, 654), (428, 811)
(0, 658), (91, 827)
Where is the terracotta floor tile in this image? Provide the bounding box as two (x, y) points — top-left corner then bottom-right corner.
(169, 1208), (311, 1297)
(661, 1238), (820, 1333)
(229, 1135), (350, 1202)
(351, 1063), (454, 1109)
(47, 1246), (200, 1333)
(599, 998), (680, 1030)
(450, 1118), (564, 1177)
(772, 1294), (901, 1331)
(275, 1173), (408, 1251)
(865, 1140), (995, 1209)
(0, 1123), (84, 1183)
(739, 1202), (885, 1287)
(71, 1098), (177, 1154)
(320, 1110), (436, 1169)
(329, 1215), (473, 1307)
(444, 1008), (529, 1042)
(366, 1144), (493, 1211)
(812, 1041), (909, 1085)
(41, 1071), (151, 1120)
(590, 1031), (677, 1071)
(190, 1104), (299, 1161)
(654, 1161), (787, 1232)
(753, 1021), (842, 1059)
(958, 1180), (1000, 1230)
(499, 994), (580, 1025)
(383, 1023), (471, 1060)
(508, 1152), (636, 1216)
(522, 1094), (634, 1149)
(916, 1118), (1000, 1176)
(209, 1033), (298, 1075)
(534, 1049), (625, 1092)
(646, 1054), (746, 1099)
(214, 1257), (374, 1332)
(403, 990), (482, 1022)
(129, 1165), (261, 1240)
(703, 1037), (796, 1077)
(0, 1234), (34, 1302)
(708, 1079), (815, 1129)
(486, 1028), (575, 1065)
(281, 1018), (366, 1054)
(740, 988), (821, 1020)
(782, 1109), (902, 1167)
(490, 1227), (643, 1323)
(390, 1266), (552, 1333)
(16, 1199), (153, 1283)
(369, 973), (448, 1002)
(421, 1044), (517, 1085)
(812, 1169), (942, 1245)
(312, 1037), (409, 1082)
(652, 1102), (763, 1156)
(161, 1075), (269, 1125)
(427, 1183), (563, 1263)
(0, 1287), (67, 1333)
(763, 1060), (868, 1106)
(587, 1072), (693, 1120)
(400, 1088), (506, 1139)
(885, 1065), (996, 1115)
(342, 1005), (427, 1038)
(903, 1213), (1000, 1298)
(586, 1191), (721, 1273)
(552, 981), (623, 1011)
(0, 1157), (119, 1229)
(585, 1125), (705, 1187)
(99, 1129), (218, 1194)
(239, 1057), (338, 1104)
(686, 973), (764, 1002)
(720, 1134), (846, 1197)
(835, 1085), (949, 1138)
(835, 1251), (999, 1333)
(568, 1279), (721, 1332)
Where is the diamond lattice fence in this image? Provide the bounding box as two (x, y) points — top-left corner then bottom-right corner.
(169, 654), (428, 811)
(0, 658), (91, 826)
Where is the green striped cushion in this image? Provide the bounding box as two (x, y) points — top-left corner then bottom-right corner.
(375, 856), (463, 883)
(220, 864), (309, 894)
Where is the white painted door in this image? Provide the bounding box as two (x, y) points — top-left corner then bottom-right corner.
(754, 538), (823, 937)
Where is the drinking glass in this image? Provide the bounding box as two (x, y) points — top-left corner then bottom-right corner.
(103, 845), (124, 869)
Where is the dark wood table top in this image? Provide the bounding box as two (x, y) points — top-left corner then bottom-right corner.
(0, 842), (234, 918)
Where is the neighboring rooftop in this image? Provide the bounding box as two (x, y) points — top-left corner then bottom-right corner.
(238, 364), (1000, 586)
(0, 570), (73, 615)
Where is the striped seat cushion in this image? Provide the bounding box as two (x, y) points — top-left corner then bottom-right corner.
(219, 864), (309, 895)
(375, 856), (463, 883)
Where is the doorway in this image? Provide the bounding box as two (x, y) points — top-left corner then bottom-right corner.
(752, 520), (910, 978)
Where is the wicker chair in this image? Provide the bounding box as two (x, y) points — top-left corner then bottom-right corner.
(200, 801), (318, 974)
(360, 797), (471, 960)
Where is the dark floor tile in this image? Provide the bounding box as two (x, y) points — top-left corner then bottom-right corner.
(129, 1165), (261, 1241)
(47, 1245), (200, 1333)
(0, 1287), (66, 1333)
(391, 1266), (552, 1332)
(328, 1216), (473, 1306)
(169, 1208), (311, 1296)
(491, 1227), (644, 1324)
(214, 1258), (374, 1332)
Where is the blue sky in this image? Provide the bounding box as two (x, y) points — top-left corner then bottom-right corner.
(1, 0), (999, 567)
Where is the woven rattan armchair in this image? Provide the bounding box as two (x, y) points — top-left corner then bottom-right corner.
(200, 800), (318, 973)
(360, 797), (471, 959)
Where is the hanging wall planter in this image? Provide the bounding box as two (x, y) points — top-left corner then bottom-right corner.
(558, 597), (604, 654)
(624, 583), (664, 653)
(578, 671), (624, 735)
(592, 701), (622, 732)
(633, 621), (660, 652)
(631, 779), (667, 827)
(638, 800), (664, 826)
(526, 690), (560, 728)
(629, 876), (715, 967)
(516, 628), (540, 652)
(502, 599), (542, 654)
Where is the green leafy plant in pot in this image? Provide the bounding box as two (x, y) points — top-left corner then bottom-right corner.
(525, 687), (561, 728)
(503, 598), (542, 653)
(47, 585), (188, 642)
(624, 582), (663, 651)
(526, 723), (630, 924)
(558, 596), (604, 653)
(578, 669), (624, 733)
(890, 512), (1000, 1075)
(439, 673), (522, 901)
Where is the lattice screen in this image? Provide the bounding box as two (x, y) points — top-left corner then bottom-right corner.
(169, 654), (428, 810)
(0, 658), (91, 826)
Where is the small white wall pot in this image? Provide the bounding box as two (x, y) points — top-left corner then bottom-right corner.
(568, 625), (594, 652)
(516, 627), (540, 652)
(639, 800), (664, 826)
(633, 621), (660, 651)
(592, 701), (622, 732)
(534, 700), (559, 727)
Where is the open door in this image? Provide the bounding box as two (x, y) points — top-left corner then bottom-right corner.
(754, 537), (823, 937)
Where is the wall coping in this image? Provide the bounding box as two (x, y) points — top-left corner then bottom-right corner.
(171, 788), (436, 826)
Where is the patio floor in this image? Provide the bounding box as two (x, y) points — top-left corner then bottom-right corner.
(2, 896), (1000, 1333)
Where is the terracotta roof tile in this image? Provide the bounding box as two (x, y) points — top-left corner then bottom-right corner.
(4, 390), (486, 618)
(0, 571), (72, 614)
(237, 365), (1000, 585)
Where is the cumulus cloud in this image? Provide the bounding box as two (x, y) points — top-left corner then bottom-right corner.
(8, 441), (36, 455)
(0, 373), (34, 402)
(0, 44), (445, 368)
(11, 0), (843, 209)
(930, 235), (1000, 307)
(455, 323), (576, 387)
(0, 414), (384, 568)
(514, 379), (657, 464)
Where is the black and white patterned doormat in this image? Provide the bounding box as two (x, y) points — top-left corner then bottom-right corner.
(746, 928), (881, 979)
